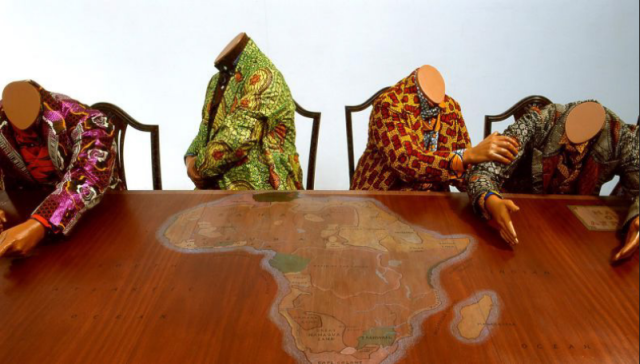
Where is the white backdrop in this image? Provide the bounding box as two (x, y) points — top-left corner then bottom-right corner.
(1, 0), (638, 192)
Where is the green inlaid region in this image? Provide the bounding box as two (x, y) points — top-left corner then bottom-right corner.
(356, 327), (397, 349)
(269, 253), (310, 274)
(254, 192), (300, 203)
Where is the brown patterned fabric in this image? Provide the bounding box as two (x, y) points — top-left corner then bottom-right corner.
(467, 101), (639, 227)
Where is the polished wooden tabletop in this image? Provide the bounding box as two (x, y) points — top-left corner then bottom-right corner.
(0, 191), (638, 364)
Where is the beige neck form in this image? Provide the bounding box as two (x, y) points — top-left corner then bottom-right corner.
(416, 65), (446, 105)
(2, 81), (41, 130)
(565, 102), (606, 144)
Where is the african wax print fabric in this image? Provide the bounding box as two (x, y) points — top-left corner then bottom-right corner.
(467, 101), (639, 227)
(351, 70), (471, 191)
(0, 81), (123, 235)
(186, 39), (303, 191)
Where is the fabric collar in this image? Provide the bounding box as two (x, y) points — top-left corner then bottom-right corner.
(215, 34), (250, 74)
(545, 100), (607, 157)
(559, 133), (590, 155)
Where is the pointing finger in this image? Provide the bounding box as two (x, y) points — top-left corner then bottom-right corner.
(508, 221), (519, 244)
(499, 229), (514, 246)
(613, 233), (639, 263)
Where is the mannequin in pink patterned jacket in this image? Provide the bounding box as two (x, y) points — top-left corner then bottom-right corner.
(0, 80), (123, 257)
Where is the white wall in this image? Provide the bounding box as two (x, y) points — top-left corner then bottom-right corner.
(1, 0), (638, 192)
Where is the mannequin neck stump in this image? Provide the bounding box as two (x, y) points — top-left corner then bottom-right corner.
(416, 65), (446, 105)
(2, 81), (41, 131)
(565, 102), (606, 144)
(215, 32), (250, 71)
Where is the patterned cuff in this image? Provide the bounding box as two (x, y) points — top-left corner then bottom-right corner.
(450, 149), (466, 178)
(31, 214), (60, 235)
(478, 191), (503, 220)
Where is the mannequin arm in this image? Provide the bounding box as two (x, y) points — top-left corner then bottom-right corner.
(616, 125), (640, 228)
(32, 111), (117, 235)
(449, 103), (473, 191)
(0, 219), (46, 257)
(186, 73), (220, 160)
(195, 68), (291, 178)
(467, 105), (548, 218)
(373, 101), (468, 184)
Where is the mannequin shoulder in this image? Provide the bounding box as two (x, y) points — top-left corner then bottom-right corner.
(442, 95), (462, 111)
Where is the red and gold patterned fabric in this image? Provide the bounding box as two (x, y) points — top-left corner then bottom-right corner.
(351, 70), (471, 191)
(10, 125), (57, 184)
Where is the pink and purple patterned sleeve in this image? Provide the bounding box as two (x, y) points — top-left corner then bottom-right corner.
(32, 99), (118, 235)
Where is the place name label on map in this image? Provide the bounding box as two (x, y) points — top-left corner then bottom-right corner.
(288, 274), (311, 288)
(308, 328), (341, 342)
(291, 314), (321, 327)
(521, 343), (593, 350)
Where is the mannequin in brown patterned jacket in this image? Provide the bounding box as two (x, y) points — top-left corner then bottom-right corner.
(467, 101), (639, 265)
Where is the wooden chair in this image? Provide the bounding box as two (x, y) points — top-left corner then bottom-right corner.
(91, 103), (162, 190)
(611, 116), (639, 196)
(294, 101), (321, 190)
(345, 87), (391, 183)
(484, 96), (553, 138)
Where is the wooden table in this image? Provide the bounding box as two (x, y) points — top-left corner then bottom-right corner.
(0, 191), (638, 364)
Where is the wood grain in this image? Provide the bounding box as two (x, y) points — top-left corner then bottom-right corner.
(0, 191), (637, 364)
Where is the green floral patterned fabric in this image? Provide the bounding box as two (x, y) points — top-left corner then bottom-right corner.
(186, 39), (303, 190)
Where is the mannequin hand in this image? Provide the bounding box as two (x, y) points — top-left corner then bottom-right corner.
(0, 219), (46, 258)
(0, 210), (6, 233)
(612, 217), (639, 264)
(485, 196), (520, 246)
(186, 156), (207, 189)
(464, 132), (520, 166)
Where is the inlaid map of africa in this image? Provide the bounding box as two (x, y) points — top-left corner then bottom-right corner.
(157, 193), (501, 364)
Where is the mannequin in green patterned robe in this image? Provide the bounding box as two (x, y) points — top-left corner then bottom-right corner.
(186, 36), (303, 190)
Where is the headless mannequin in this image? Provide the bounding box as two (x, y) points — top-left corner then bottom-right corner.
(416, 65), (446, 105)
(486, 101), (638, 264)
(415, 65), (520, 169)
(0, 81), (47, 257)
(186, 33), (250, 189)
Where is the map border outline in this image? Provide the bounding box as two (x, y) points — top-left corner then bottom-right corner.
(449, 290), (502, 345)
(156, 194), (479, 364)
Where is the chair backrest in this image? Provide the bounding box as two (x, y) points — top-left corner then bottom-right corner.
(91, 102), (162, 190)
(294, 101), (321, 190)
(345, 87), (391, 183)
(484, 96), (553, 138)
